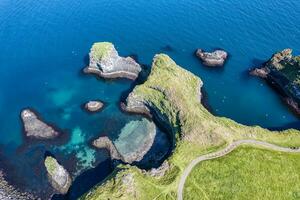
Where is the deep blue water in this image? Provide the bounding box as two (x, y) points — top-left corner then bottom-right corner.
(0, 0), (300, 198)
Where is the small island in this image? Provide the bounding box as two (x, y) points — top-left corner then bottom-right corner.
(251, 49), (300, 114)
(195, 49), (228, 67)
(84, 100), (104, 112)
(84, 42), (142, 80)
(21, 109), (60, 139)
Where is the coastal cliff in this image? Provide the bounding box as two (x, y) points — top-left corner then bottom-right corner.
(80, 54), (300, 200)
(251, 49), (300, 114)
(84, 42), (141, 80)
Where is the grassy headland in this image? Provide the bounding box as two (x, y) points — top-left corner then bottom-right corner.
(80, 54), (300, 200)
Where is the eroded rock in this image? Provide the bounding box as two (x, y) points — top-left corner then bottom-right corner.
(84, 42), (141, 80)
(196, 49), (228, 67)
(21, 109), (59, 139)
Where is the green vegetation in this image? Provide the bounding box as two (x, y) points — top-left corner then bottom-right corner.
(45, 156), (57, 176)
(91, 42), (114, 60)
(184, 146), (300, 200)
(81, 54), (300, 200)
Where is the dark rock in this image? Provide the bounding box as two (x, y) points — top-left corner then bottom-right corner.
(21, 109), (59, 139)
(196, 49), (228, 67)
(250, 49), (300, 115)
(84, 42), (141, 80)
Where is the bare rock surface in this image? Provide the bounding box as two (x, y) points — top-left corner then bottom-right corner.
(196, 49), (228, 67)
(85, 101), (104, 112)
(21, 109), (59, 139)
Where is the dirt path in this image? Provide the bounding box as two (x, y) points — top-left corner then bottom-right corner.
(177, 139), (300, 200)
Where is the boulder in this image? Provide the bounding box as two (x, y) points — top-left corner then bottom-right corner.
(196, 49), (228, 67)
(84, 101), (104, 112)
(84, 42), (141, 80)
(44, 156), (72, 194)
(21, 109), (59, 139)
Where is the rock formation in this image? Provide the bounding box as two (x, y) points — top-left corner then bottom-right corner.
(84, 42), (141, 80)
(93, 119), (157, 164)
(195, 49), (228, 67)
(44, 156), (72, 195)
(250, 49), (300, 115)
(21, 109), (60, 139)
(84, 100), (104, 112)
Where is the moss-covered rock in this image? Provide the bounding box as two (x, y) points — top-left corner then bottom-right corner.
(44, 156), (72, 194)
(84, 42), (141, 80)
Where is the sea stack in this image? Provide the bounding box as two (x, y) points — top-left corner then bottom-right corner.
(21, 109), (60, 139)
(196, 49), (228, 67)
(250, 49), (300, 115)
(44, 156), (72, 195)
(84, 42), (141, 80)
(84, 100), (104, 112)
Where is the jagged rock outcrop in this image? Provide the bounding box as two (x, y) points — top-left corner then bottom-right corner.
(84, 100), (104, 112)
(84, 42), (141, 80)
(195, 49), (228, 67)
(21, 109), (59, 139)
(250, 49), (300, 115)
(93, 119), (157, 164)
(44, 156), (72, 195)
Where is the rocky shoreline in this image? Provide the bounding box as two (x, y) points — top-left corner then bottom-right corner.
(84, 42), (141, 80)
(0, 171), (36, 200)
(250, 49), (300, 115)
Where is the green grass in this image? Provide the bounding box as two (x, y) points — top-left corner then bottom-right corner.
(184, 146), (300, 200)
(81, 53), (300, 200)
(91, 42), (114, 60)
(45, 156), (57, 176)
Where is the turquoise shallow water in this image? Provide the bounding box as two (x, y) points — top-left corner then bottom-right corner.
(0, 0), (300, 198)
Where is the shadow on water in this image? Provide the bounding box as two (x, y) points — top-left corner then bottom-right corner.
(52, 159), (112, 200)
(160, 45), (175, 52)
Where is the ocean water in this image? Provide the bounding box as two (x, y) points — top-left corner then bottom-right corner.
(0, 0), (300, 198)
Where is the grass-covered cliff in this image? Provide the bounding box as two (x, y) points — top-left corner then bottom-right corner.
(80, 54), (300, 200)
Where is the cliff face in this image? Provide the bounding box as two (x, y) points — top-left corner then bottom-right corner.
(251, 49), (300, 114)
(84, 42), (141, 80)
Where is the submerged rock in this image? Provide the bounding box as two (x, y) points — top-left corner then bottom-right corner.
(84, 100), (104, 112)
(44, 156), (72, 195)
(93, 119), (157, 164)
(250, 49), (300, 115)
(84, 42), (142, 80)
(196, 49), (228, 67)
(21, 109), (59, 139)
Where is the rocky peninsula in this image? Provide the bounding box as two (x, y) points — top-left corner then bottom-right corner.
(84, 42), (141, 80)
(195, 49), (228, 67)
(21, 109), (60, 139)
(250, 49), (300, 114)
(81, 54), (300, 200)
(44, 156), (72, 195)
